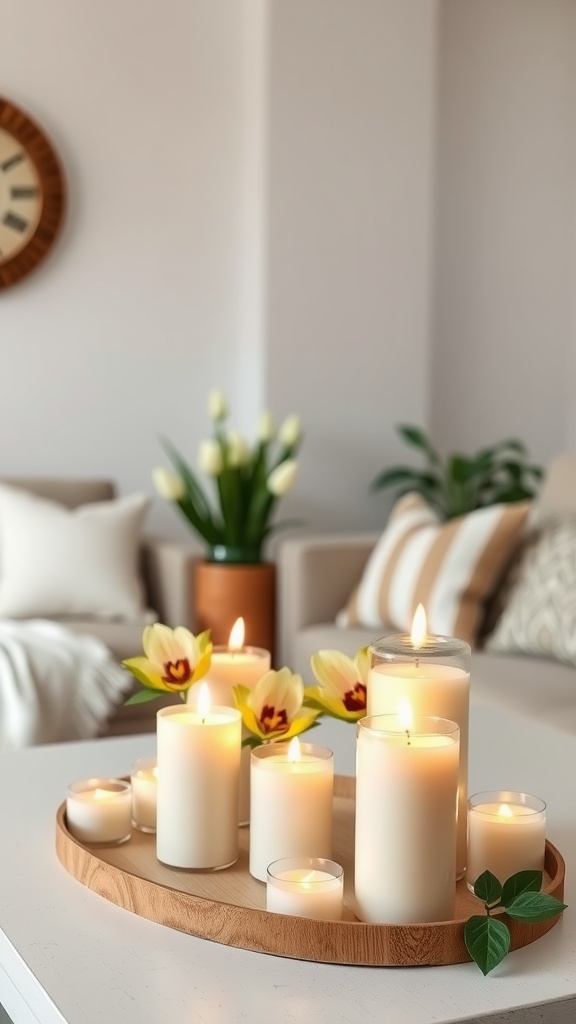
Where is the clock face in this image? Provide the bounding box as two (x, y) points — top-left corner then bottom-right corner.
(0, 98), (65, 290)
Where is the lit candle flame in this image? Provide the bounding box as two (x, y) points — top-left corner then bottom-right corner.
(152, 767), (159, 780)
(498, 803), (513, 818)
(198, 682), (211, 722)
(92, 788), (116, 801)
(411, 604), (427, 649)
(228, 617), (245, 651)
(287, 736), (301, 763)
(397, 697), (414, 731)
(300, 870), (316, 887)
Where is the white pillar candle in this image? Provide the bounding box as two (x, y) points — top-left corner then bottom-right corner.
(66, 779), (132, 845)
(249, 739), (334, 882)
(187, 617), (271, 826)
(130, 758), (158, 833)
(266, 858), (344, 920)
(368, 616), (470, 878)
(467, 791), (547, 889)
(355, 713), (459, 924)
(156, 692), (241, 869)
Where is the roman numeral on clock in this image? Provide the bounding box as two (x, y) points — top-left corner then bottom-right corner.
(0, 152), (25, 173)
(10, 185), (38, 200)
(3, 211), (28, 233)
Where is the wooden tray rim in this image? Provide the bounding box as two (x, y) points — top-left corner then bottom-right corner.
(55, 774), (565, 967)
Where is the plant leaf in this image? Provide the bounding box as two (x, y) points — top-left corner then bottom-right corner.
(473, 870), (503, 906)
(501, 870), (543, 908)
(506, 892), (567, 923)
(396, 425), (441, 464)
(464, 915), (511, 976)
(124, 688), (165, 705)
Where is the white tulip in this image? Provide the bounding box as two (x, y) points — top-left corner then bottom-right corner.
(198, 439), (223, 477)
(227, 430), (251, 467)
(267, 458), (298, 496)
(257, 411), (275, 443)
(208, 389), (228, 422)
(279, 413), (301, 447)
(152, 467), (185, 502)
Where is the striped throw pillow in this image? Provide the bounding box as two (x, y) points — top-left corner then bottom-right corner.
(339, 493), (530, 645)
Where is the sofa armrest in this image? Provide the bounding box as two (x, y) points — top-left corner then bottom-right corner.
(140, 536), (199, 627)
(277, 532), (378, 668)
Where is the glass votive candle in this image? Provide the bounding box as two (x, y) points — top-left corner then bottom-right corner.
(66, 778), (132, 845)
(267, 858), (344, 920)
(466, 790), (547, 890)
(130, 757), (158, 833)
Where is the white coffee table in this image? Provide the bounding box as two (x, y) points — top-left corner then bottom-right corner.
(0, 700), (574, 1024)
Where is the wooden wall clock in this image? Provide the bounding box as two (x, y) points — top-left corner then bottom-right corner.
(0, 96), (65, 290)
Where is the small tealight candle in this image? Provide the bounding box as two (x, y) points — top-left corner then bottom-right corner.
(267, 858), (344, 920)
(130, 758), (158, 833)
(187, 617), (270, 826)
(466, 791), (547, 889)
(66, 778), (132, 845)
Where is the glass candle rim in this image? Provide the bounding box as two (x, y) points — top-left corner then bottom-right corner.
(156, 704), (242, 724)
(369, 633), (471, 660)
(211, 645), (270, 658)
(251, 740), (334, 763)
(358, 714), (460, 739)
(469, 790), (546, 816)
(67, 777), (131, 797)
(267, 857), (344, 885)
(130, 757), (157, 776)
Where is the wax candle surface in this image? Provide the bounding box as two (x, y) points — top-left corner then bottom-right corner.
(368, 657), (469, 877)
(156, 704), (241, 869)
(355, 715), (459, 924)
(467, 793), (546, 887)
(130, 758), (158, 832)
(66, 779), (132, 845)
(250, 742), (334, 882)
(187, 643), (270, 825)
(266, 859), (344, 920)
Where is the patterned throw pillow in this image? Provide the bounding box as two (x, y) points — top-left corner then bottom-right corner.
(338, 493), (529, 646)
(486, 515), (576, 663)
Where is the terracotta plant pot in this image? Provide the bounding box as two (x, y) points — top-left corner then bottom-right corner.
(193, 560), (276, 663)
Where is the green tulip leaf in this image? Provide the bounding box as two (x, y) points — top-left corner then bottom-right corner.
(505, 892), (567, 923)
(501, 870), (543, 908)
(473, 870), (503, 906)
(464, 916), (511, 976)
(124, 688), (165, 705)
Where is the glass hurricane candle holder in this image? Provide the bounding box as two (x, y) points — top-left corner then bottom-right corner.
(466, 790), (547, 891)
(130, 757), (158, 833)
(266, 857), (344, 920)
(66, 778), (132, 846)
(369, 630), (470, 878)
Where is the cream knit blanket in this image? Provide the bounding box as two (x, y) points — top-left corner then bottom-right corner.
(0, 619), (132, 747)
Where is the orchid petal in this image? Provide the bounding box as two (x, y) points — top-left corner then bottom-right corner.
(249, 667), (304, 723)
(311, 649), (358, 700)
(304, 685), (364, 723)
(122, 656), (185, 693)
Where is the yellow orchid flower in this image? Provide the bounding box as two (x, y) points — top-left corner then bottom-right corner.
(122, 624), (212, 704)
(233, 667), (321, 746)
(304, 647), (369, 723)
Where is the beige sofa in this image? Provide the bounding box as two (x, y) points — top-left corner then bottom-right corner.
(278, 454), (576, 738)
(0, 478), (194, 736)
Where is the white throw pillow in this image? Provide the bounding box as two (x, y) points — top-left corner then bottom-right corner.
(0, 486), (150, 619)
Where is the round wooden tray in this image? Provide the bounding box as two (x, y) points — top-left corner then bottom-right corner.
(55, 775), (565, 967)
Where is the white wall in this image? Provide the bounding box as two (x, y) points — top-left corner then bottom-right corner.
(430, 0), (576, 464)
(266, 0), (438, 532)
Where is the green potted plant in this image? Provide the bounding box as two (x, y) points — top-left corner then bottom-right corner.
(153, 390), (303, 656)
(371, 425), (543, 520)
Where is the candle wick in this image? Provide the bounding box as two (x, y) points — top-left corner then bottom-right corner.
(406, 729), (411, 746)
(415, 656), (419, 669)
(202, 716), (205, 725)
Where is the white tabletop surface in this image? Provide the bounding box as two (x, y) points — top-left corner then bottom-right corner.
(0, 698), (575, 1024)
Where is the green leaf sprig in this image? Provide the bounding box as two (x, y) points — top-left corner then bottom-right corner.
(464, 869), (566, 975)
